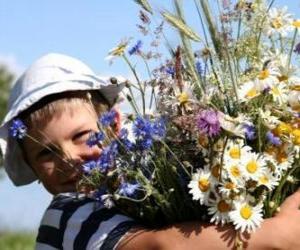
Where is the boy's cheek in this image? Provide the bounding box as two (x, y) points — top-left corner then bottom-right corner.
(113, 106), (122, 134)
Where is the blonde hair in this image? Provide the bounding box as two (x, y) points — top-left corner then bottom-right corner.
(19, 90), (110, 131)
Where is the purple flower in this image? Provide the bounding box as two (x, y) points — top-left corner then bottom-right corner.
(9, 119), (27, 139)
(129, 40), (142, 55)
(82, 160), (97, 175)
(266, 131), (282, 146)
(86, 131), (105, 147)
(99, 110), (117, 127)
(294, 42), (300, 55)
(119, 181), (140, 197)
(244, 124), (256, 140)
(195, 61), (202, 76)
(197, 109), (221, 137)
(165, 66), (175, 77)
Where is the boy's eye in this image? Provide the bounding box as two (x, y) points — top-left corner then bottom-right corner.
(73, 130), (92, 142)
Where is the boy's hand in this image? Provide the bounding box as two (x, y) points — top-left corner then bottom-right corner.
(271, 189), (300, 250)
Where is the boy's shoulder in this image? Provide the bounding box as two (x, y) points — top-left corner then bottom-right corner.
(36, 193), (137, 250)
(48, 192), (96, 210)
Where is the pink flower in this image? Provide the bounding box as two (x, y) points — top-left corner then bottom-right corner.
(197, 109), (221, 137)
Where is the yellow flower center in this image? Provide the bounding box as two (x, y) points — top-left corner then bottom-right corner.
(246, 160), (258, 173)
(290, 85), (300, 91)
(230, 166), (240, 178)
(292, 129), (300, 145)
(258, 69), (270, 80)
(225, 182), (236, 190)
(276, 151), (287, 163)
(217, 200), (231, 213)
(110, 43), (127, 56)
(240, 205), (253, 220)
(246, 88), (258, 98)
(271, 18), (283, 29)
(278, 75), (288, 82)
(293, 20), (300, 28)
(211, 165), (220, 178)
(198, 178), (210, 192)
(259, 175), (269, 184)
(177, 92), (189, 104)
(229, 147), (241, 159)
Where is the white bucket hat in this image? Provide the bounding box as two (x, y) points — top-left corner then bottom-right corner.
(0, 53), (124, 186)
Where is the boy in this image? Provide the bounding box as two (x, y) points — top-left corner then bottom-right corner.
(1, 53), (300, 250)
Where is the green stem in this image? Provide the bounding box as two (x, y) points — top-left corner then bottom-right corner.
(288, 28), (298, 68)
(123, 55), (146, 115)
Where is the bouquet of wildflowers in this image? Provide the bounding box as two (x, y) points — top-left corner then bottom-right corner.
(10, 0), (300, 235)
(80, 0), (300, 233)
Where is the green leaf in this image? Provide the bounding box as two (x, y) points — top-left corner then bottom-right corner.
(162, 11), (201, 42)
(133, 0), (153, 14)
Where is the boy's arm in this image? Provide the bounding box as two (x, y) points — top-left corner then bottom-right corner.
(117, 190), (300, 250)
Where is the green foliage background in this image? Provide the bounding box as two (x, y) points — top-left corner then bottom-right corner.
(0, 65), (14, 169)
(0, 232), (35, 250)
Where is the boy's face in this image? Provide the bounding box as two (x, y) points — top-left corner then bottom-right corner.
(23, 103), (101, 195)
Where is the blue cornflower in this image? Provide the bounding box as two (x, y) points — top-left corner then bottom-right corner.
(294, 42), (300, 55)
(128, 40), (142, 55)
(195, 61), (202, 76)
(99, 110), (117, 127)
(138, 137), (153, 150)
(82, 160), (98, 175)
(9, 119), (27, 139)
(152, 118), (166, 139)
(97, 142), (118, 172)
(118, 181), (140, 197)
(133, 117), (153, 138)
(119, 128), (134, 150)
(165, 66), (175, 77)
(86, 131), (105, 147)
(244, 124), (256, 140)
(266, 131), (282, 146)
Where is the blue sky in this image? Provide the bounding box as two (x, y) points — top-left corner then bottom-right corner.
(0, 0), (299, 232)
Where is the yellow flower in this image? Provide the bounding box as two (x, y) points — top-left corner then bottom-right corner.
(108, 40), (129, 57)
(258, 69), (270, 80)
(292, 129), (300, 145)
(293, 20), (300, 28)
(177, 92), (189, 104)
(274, 122), (292, 136)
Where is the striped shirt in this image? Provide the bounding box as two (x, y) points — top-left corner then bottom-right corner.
(35, 193), (137, 250)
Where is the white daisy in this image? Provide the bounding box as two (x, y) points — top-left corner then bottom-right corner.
(240, 152), (268, 181)
(188, 167), (212, 205)
(208, 196), (231, 226)
(270, 83), (289, 106)
(255, 66), (280, 91)
(223, 163), (244, 184)
(237, 80), (261, 102)
(257, 168), (279, 191)
(267, 7), (293, 37)
(259, 108), (280, 129)
(288, 90), (300, 110)
(223, 139), (252, 163)
(219, 180), (240, 198)
(219, 113), (245, 137)
(229, 196), (264, 233)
